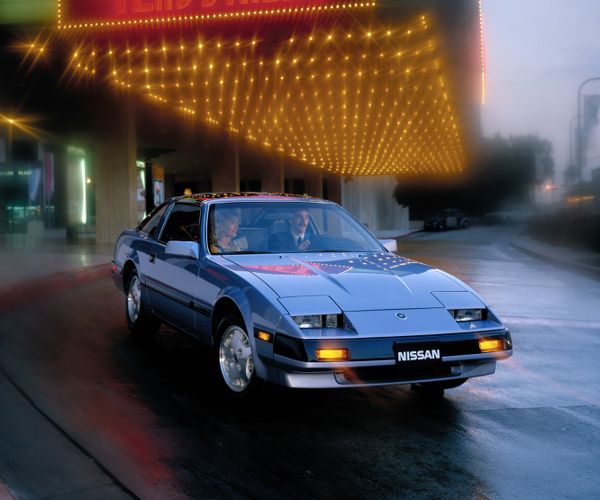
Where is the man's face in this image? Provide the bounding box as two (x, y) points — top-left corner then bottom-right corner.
(291, 210), (309, 234)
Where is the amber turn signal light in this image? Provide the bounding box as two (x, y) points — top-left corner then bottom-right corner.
(315, 348), (350, 361)
(479, 338), (504, 353)
(256, 331), (273, 343)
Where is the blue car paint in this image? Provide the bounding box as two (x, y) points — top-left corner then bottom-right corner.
(112, 194), (512, 389)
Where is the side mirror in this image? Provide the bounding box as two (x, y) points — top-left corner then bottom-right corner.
(165, 240), (199, 259)
(379, 239), (397, 253)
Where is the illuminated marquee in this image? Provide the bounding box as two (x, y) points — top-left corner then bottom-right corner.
(40, 2), (468, 176)
(60, 16), (466, 176)
(58, 0), (374, 29)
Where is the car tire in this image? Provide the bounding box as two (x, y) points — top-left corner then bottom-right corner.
(125, 270), (160, 338)
(462, 220), (470, 229)
(214, 315), (260, 398)
(411, 378), (468, 397)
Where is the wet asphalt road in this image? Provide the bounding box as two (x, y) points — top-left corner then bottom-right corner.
(1, 227), (599, 499)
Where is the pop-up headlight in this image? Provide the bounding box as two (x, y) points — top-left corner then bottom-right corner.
(293, 315), (322, 329)
(452, 309), (486, 322)
(293, 314), (340, 329)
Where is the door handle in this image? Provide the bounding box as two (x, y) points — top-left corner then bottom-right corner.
(149, 253), (156, 263)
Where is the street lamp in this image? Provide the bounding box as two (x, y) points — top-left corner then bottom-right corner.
(576, 77), (600, 182)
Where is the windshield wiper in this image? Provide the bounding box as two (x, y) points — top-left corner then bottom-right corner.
(314, 249), (358, 253)
(224, 250), (268, 255)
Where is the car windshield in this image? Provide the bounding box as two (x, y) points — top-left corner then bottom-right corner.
(207, 201), (383, 254)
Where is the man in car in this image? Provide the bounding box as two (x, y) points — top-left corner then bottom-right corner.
(268, 208), (313, 251)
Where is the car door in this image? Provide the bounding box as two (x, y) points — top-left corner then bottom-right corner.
(191, 203), (230, 344)
(145, 202), (202, 333)
(134, 202), (170, 305)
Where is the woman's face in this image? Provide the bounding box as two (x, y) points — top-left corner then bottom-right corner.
(220, 217), (239, 238)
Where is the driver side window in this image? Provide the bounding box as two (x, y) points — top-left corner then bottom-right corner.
(137, 203), (168, 238)
(158, 204), (201, 243)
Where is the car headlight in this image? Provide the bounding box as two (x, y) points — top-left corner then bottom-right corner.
(293, 314), (340, 329)
(452, 308), (486, 322)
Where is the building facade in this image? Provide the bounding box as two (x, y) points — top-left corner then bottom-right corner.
(8, 0), (484, 242)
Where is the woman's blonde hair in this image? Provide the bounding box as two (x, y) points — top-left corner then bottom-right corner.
(214, 208), (240, 236)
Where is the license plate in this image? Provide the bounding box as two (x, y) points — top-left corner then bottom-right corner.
(393, 342), (443, 368)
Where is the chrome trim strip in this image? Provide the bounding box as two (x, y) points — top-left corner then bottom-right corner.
(145, 277), (211, 316)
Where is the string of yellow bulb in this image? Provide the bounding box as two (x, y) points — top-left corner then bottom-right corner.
(61, 15), (465, 176)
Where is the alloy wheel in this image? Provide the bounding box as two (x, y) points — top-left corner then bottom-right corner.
(219, 325), (254, 393)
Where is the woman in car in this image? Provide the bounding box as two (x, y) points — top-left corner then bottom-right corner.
(210, 209), (241, 253)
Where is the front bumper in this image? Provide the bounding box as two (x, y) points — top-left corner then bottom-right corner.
(266, 329), (512, 389)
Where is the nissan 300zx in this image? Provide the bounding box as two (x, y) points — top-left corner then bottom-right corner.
(112, 193), (512, 397)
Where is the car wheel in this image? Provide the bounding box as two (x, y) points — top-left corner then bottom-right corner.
(462, 220), (470, 229)
(411, 378), (468, 397)
(215, 316), (259, 397)
(126, 270), (160, 338)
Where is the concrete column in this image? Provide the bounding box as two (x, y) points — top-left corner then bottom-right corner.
(260, 153), (284, 193)
(305, 168), (323, 198)
(211, 137), (240, 192)
(95, 94), (138, 245)
(324, 175), (342, 204)
(341, 176), (409, 235)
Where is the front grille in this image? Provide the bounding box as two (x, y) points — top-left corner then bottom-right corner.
(441, 339), (480, 356)
(335, 365), (453, 385)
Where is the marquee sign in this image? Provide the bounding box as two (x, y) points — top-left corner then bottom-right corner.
(57, 0), (375, 29)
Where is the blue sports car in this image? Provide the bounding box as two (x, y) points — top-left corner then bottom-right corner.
(112, 193), (512, 397)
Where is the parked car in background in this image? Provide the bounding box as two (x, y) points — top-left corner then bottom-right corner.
(112, 193), (511, 398)
(424, 209), (470, 231)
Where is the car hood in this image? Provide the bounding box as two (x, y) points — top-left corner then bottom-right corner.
(224, 252), (466, 311)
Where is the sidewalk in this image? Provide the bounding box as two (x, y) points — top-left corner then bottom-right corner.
(0, 370), (132, 499)
(511, 234), (600, 280)
(0, 231), (132, 499)
(0, 230), (113, 290)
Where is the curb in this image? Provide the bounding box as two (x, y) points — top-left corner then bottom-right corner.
(394, 229), (423, 239)
(0, 263), (111, 314)
(510, 241), (600, 281)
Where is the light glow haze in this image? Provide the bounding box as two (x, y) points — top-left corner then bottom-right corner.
(482, 0), (600, 180)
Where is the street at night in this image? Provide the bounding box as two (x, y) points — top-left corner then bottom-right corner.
(1, 227), (598, 499)
(2, 1), (600, 497)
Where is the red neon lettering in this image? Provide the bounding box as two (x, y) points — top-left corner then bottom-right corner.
(117, 0), (190, 13)
(155, 0), (174, 10)
(132, 0), (154, 13)
(98, 0), (320, 21)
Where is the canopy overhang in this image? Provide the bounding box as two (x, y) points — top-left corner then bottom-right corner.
(25, 0), (472, 177)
